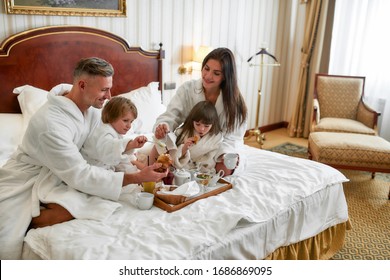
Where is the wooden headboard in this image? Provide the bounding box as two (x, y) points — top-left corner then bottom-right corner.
(0, 25), (165, 113)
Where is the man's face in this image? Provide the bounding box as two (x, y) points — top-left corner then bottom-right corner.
(81, 75), (113, 109)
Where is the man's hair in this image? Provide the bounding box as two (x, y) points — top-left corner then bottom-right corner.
(73, 57), (114, 80)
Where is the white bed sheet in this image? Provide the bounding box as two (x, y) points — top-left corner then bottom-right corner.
(22, 145), (349, 260)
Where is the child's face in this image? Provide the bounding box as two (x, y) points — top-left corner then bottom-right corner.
(111, 111), (135, 135)
(193, 121), (212, 137)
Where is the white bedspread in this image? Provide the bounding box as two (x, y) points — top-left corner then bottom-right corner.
(23, 145), (349, 259)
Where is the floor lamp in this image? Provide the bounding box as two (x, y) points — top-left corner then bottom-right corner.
(245, 47), (280, 147)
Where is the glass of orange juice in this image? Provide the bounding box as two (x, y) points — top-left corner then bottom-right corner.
(142, 181), (156, 193)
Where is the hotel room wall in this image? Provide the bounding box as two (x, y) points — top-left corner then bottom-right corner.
(0, 0), (304, 130)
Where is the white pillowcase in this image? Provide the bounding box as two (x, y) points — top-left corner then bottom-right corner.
(0, 113), (24, 167)
(13, 85), (49, 132)
(118, 82), (166, 134)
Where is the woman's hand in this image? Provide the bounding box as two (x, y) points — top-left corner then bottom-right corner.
(215, 154), (240, 176)
(215, 161), (233, 176)
(154, 123), (169, 139)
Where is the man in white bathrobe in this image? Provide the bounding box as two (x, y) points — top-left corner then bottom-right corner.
(0, 57), (167, 259)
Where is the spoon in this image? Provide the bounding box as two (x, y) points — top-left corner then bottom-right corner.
(147, 140), (167, 148)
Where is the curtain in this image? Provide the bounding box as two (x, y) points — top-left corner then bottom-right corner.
(288, 0), (327, 138)
(329, 0), (390, 141)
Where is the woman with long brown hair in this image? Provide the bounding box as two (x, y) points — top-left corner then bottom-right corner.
(154, 48), (248, 175)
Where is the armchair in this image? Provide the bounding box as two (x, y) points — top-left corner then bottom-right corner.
(309, 74), (390, 199)
(311, 74), (380, 135)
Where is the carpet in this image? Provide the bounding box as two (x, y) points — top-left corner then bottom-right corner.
(267, 142), (309, 158)
(268, 142), (390, 260)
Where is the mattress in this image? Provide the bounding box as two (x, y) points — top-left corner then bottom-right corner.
(21, 145), (348, 260)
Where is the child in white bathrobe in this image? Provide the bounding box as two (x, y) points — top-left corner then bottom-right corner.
(159, 101), (223, 171)
(81, 96), (147, 173)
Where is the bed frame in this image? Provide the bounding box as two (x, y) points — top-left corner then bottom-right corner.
(0, 25), (164, 114)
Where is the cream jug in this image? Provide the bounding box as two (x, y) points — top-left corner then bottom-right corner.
(174, 169), (191, 186)
(208, 170), (225, 188)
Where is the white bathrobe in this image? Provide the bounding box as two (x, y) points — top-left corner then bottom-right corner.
(0, 87), (123, 259)
(154, 79), (247, 173)
(81, 123), (138, 173)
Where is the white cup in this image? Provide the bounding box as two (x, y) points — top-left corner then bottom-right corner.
(223, 153), (239, 169)
(136, 192), (154, 210)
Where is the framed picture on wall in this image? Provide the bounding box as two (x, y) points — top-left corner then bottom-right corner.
(4, 0), (126, 17)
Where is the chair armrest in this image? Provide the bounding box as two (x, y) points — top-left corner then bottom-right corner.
(311, 98), (320, 131)
(356, 100), (380, 131)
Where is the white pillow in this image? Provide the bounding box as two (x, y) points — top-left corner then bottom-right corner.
(118, 82), (166, 134)
(0, 113), (24, 167)
(14, 85), (49, 131)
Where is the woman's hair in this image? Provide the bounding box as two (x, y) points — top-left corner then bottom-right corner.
(202, 48), (247, 133)
(73, 57), (114, 80)
(101, 96), (138, 124)
(176, 101), (221, 145)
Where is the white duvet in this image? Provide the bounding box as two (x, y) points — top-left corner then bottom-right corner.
(23, 145), (349, 260)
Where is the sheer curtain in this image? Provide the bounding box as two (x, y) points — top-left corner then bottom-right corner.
(329, 0), (390, 141)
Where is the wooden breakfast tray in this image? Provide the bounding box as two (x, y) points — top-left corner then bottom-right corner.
(153, 179), (232, 213)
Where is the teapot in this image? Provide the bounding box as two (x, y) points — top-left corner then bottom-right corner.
(173, 169), (191, 186)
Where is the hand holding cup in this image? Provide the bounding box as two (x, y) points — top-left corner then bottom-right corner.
(223, 153), (239, 169)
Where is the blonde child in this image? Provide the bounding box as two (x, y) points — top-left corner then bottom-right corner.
(81, 96), (147, 173)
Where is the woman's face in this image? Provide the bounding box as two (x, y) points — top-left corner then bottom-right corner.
(111, 111), (135, 135)
(201, 59), (224, 93)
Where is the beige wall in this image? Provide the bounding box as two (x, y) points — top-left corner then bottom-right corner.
(0, 0), (305, 129)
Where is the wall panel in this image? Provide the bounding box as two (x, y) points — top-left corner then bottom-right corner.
(0, 0), (304, 130)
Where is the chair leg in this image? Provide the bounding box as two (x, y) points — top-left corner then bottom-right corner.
(388, 187), (390, 200)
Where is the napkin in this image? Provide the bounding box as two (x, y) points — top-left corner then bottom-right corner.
(155, 181), (200, 205)
(154, 132), (177, 154)
(166, 132), (177, 150)
(158, 181), (199, 197)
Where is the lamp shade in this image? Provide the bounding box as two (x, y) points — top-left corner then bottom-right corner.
(193, 46), (213, 63)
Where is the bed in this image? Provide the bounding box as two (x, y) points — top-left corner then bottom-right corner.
(0, 25), (350, 260)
